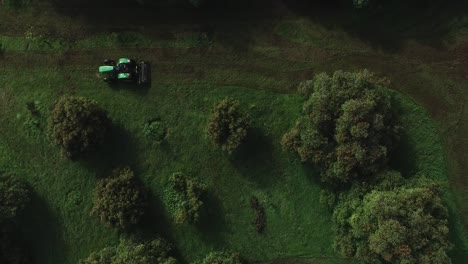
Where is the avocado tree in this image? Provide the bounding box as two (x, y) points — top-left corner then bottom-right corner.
(282, 70), (400, 186)
(207, 97), (251, 154)
(49, 96), (110, 159)
(92, 168), (147, 231)
(333, 176), (452, 263)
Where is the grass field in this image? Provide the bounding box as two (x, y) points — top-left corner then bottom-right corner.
(0, 2), (467, 264)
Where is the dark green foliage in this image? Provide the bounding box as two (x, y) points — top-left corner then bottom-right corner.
(2, 0), (29, 9)
(319, 190), (336, 211)
(49, 96), (110, 159)
(165, 173), (205, 224)
(194, 251), (243, 264)
(80, 238), (177, 264)
(207, 97), (251, 154)
(282, 70), (400, 186)
(250, 196), (266, 233)
(91, 168), (147, 231)
(143, 120), (166, 143)
(0, 174), (29, 222)
(333, 174), (452, 263)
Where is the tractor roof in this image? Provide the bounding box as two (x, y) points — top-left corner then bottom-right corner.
(99, 66), (115, 73)
(118, 73), (131, 79)
(118, 58), (131, 64)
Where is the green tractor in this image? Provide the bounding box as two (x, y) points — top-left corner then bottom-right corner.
(98, 58), (150, 85)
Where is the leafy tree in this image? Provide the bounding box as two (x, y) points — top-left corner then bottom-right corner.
(282, 70), (400, 186)
(194, 251), (243, 264)
(165, 173), (205, 224)
(92, 168), (147, 231)
(49, 96), (110, 159)
(80, 238), (177, 264)
(207, 97), (251, 154)
(143, 120), (166, 143)
(0, 174), (29, 222)
(333, 174), (452, 263)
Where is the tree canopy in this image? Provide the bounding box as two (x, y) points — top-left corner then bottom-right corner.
(282, 70), (400, 186)
(207, 97), (251, 154)
(49, 96), (110, 159)
(92, 168), (147, 231)
(333, 174), (452, 263)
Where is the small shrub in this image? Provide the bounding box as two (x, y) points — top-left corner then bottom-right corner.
(0, 173), (29, 222)
(297, 80), (314, 97)
(79, 237), (177, 264)
(250, 197), (266, 234)
(143, 120), (166, 143)
(91, 168), (147, 231)
(49, 96), (110, 159)
(194, 251), (243, 264)
(319, 190), (336, 211)
(165, 173), (205, 224)
(207, 97), (251, 154)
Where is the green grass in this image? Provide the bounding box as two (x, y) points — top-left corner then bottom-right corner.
(0, 63), (460, 263)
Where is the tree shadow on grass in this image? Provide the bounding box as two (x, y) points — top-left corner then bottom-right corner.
(79, 123), (138, 177)
(18, 191), (67, 264)
(196, 191), (228, 246)
(135, 190), (189, 263)
(388, 129), (418, 178)
(230, 128), (279, 187)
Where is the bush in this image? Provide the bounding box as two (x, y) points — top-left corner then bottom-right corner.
(319, 190), (336, 211)
(80, 237), (177, 264)
(0, 174), (29, 222)
(194, 251), (243, 264)
(49, 96), (110, 159)
(333, 175), (452, 263)
(165, 173), (205, 224)
(282, 70), (400, 186)
(207, 97), (251, 154)
(143, 120), (166, 143)
(250, 197), (266, 233)
(91, 168), (147, 231)
(3, 0), (29, 9)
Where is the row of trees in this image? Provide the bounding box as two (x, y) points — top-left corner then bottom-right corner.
(283, 70), (452, 263)
(48, 96), (250, 159)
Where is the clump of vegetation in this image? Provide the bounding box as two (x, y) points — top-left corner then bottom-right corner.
(207, 97), (251, 154)
(333, 175), (452, 263)
(319, 190), (336, 211)
(91, 168), (147, 231)
(250, 197), (266, 234)
(49, 96), (110, 159)
(80, 237), (177, 264)
(2, 0), (29, 9)
(282, 70), (400, 186)
(0, 173), (29, 222)
(165, 172), (205, 225)
(194, 251), (243, 264)
(143, 120), (167, 143)
(23, 101), (45, 138)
